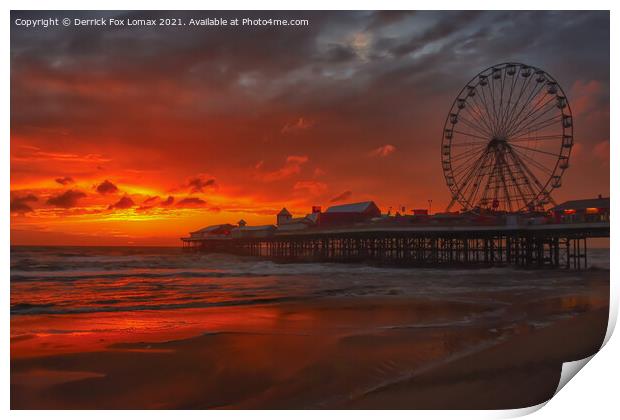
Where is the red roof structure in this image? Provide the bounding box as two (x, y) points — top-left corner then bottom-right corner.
(319, 201), (381, 225)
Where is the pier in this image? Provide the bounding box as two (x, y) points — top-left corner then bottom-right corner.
(182, 222), (609, 269)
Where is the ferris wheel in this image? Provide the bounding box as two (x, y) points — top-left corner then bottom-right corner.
(441, 62), (573, 213)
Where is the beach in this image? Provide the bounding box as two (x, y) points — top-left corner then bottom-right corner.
(10, 246), (609, 409)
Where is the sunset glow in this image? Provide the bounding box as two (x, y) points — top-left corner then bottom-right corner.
(9, 9), (612, 411)
(11, 11), (610, 245)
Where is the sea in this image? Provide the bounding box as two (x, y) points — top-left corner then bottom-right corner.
(10, 245), (610, 317)
(10, 245), (610, 408)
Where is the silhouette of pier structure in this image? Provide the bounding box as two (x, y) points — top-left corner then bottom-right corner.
(182, 222), (608, 269)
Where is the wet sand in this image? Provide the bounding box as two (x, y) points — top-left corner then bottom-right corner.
(11, 271), (609, 409)
(343, 307), (608, 409)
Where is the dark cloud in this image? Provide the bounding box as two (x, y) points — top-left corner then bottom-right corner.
(161, 196), (174, 206)
(96, 180), (118, 194)
(320, 44), (358, 63)
(47, 190), (86, 208)
(108, 195), (134, 210)
(177, 197), (206, 207)
(142, 195), (159, 204)
(186, 176), (216, 193)
(11, 194), (38, 213)
(330, 190), (353, 203)
(55, 176), (74, 185)
(388, 11), (482, 57)
(367, 10), (417, 30)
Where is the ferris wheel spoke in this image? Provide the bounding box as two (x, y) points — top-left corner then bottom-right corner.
(463, 102), (494, 135)
(477, 83), (498, 134)
(454, 148), (488, 185)
(470, 88), (498, 133)
(499, 71), (521, 130)
(480, 153), (500, 206)
(507, 95), (556, 137)
(500, 159), (514, 212)
(494, 163), (508, 209)
(507, 147), (547, 193)
(496, 73), (506, 132)
(502, 75), (536, 135)
(496, 67), (509, 123)
(509, 143), (563, 159)
(488, 69), (500, 130)
(509, 112), (562, 139)
(509, 102), (557, 138)
(452, 150), (484, 176)
(510, 148), (555, 177)
(507, 93), (556, 136)
(465, 153), (494, 206)
(461, 92), (487, 131)
(456, 150), (490, 203)
(451, 141), (489, 147)
(458, 116), (492, 137)
(504, 80), (547, 135)
(453, 160), (483, 182)
(517, 157), (554, 181)
(452, 130), (489, 141)
(468, 102), (495, 136)
(510, 119), (563, 141)
(451, 144), (487, 162)
(506, 150), (535, 189)
(499, 68), (511, 112)
(452, 149), (488, 177)
(500, 152), (519, 212)
(503, 155), (532, 209)
(505, 151), (540, 205)
(509, 134), (563, 142)
(470, 165), (494, 207)
(500, 72), (527, 133)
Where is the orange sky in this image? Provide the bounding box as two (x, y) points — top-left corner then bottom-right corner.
(10, 11), (610, 246)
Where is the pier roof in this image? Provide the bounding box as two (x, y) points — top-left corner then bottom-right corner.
(190, 223), (235, 234)
(277, 208), (292, 216)
(233, 225), (276, 231)
(551, 197), (609, 211)
(326, 201), (379, 213)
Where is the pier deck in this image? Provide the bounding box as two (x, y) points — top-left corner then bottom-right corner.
(182, 222), (609, 269)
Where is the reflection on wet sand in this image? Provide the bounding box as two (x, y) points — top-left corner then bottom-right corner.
(11, 272), (608, 409)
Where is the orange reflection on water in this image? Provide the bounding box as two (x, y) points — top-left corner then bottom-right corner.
(11, 304), (301, 358)
(11, 296), (503, 360)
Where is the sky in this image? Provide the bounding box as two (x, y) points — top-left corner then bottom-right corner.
(10, 10), (610, 246)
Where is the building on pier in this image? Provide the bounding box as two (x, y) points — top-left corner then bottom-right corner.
(551, 196), (609, 223)
(188, 223), (235, 239)
(231, 224), (276, 239)
(318, 201), (381, 225)
(276, 207), (319, 231)
(181, 223), (236, 248)
(276, 208), (292, 225)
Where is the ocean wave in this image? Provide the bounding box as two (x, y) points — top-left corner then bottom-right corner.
(10, 246), (609, 318)
(10, 269), (273, 282)
(10, 296), (298, 315)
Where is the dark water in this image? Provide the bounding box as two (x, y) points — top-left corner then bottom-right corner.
(11, 246), (610, 316)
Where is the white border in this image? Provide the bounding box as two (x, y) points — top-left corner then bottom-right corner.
(3, 1), (617, 419)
